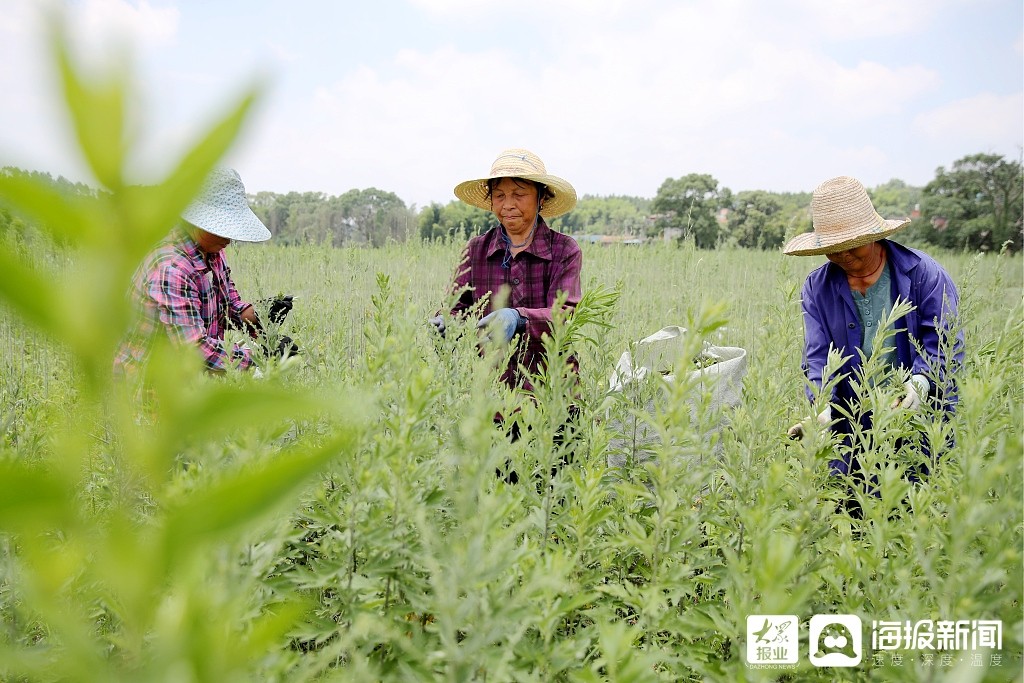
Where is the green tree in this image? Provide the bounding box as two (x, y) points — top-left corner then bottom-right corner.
(335, 188), (410, 247)
(869, 178), (922, 220)
(726, 190), (787, 250)
(418, 202), (443, 241)
(651, 173), (722, 248)
(416, 200), (492, 242)
(250, 190), (290, 238)
(918, 153), (1024, 252)
(558, 195), (651, 236)
(438, 200), (494, 240)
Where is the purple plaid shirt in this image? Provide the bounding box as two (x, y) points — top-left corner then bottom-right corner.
(450, 219), (582, 390)
(114, 228), (254, 374)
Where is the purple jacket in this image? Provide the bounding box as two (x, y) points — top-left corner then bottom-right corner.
(799, 240), (963, 431)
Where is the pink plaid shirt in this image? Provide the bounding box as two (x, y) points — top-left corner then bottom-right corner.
(450, 219), (582, 390)
(114, 228), (254, 374)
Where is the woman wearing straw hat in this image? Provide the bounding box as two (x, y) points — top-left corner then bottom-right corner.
(431, 149), (581, 475)
(784, 176), (963, 513)
(115, 167), (296, 375)
(434, 148), (582, 392)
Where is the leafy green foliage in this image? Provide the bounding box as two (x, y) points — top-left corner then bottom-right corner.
(917, 153), (1024, 253)
(0, 17), (371, 683)
(557, 195), (653, 237)
(652, 173), (724, 248)
(417, 199), (494, 242)
(251, 187), (413, 247)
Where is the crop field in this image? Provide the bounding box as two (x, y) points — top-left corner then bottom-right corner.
(0, 29), (1021, 683)
(1, 228), (1021, 682)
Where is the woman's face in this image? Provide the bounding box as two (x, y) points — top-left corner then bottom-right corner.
(825, 242), (881, 275)
(490, 177), (539, 237)
(193, 227), (231, 254)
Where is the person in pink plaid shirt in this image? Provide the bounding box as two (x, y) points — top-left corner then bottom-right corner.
(115, 168), (291, 375)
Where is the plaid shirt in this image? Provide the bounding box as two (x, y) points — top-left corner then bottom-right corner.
(450, 219), (582, 390)
(114, 228), (254, 373)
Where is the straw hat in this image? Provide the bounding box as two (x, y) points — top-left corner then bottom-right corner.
(783, 176), (910, 256)
(181, 167), (271, 242)
(453, 148), (577, 218)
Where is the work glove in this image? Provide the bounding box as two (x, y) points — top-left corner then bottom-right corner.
(267, 295), (294, 324)
(891, 374), (929, 412)
(477, 308), (523, 344)
(787, 406), (832, 440)
(427, 314), (446, 337)
(266, 335), (300, 359)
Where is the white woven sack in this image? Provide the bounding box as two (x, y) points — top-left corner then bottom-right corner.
(606, 326), (747, 470)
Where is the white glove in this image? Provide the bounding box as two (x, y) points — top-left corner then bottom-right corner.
(787, 406), (832, 440)
(892, 374), (929, 412)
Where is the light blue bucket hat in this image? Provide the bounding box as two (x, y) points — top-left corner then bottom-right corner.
(181, 167), (271, 242)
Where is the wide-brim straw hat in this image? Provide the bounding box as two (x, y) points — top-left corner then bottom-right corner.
(181, 167), (271, 242)
(783, 176), (910, 256)
(453, 148), (577, 218)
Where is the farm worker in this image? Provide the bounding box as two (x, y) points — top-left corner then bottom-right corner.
(784, 176), (963, 513)
(432, 148), (582, 390)
(115, 167), (296, 376)
(430, 149), (582, 477)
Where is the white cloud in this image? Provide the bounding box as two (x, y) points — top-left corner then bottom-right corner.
(74, 0), (179, 52)
(914, 92), (1024, 149)
(266, 40), (300, 64)
(785, 0), (954, 38)
(1, 0), (1020, 204)
(408, 0), (632, 19)
(232, 0), (962, 205)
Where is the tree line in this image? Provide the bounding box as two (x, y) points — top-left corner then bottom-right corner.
(2, 152), (1020, 252)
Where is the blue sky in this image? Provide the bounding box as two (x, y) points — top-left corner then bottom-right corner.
(1, 0), (1021, 209)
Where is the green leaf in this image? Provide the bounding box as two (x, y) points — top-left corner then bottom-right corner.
(53, 22), (129, 191)
(0, 461), (75, 530)
(161, 427), (362, 566)
(0, 247), (66, 341)
(0, 171), (98, 246)
(159, 384), (345, 447)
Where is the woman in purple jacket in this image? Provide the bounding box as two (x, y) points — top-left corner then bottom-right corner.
(784, 176), (963, 513)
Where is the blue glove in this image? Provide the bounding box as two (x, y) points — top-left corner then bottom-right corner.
(477, 308), (523, 344)
(427, 315), (446, 337)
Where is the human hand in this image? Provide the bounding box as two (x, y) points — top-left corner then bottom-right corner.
(268, 295), (294, 324)
(891, 374), (929, 412)
(428, 315), (446, 337)
(477, 308), (522, 344)
(787, 406), (832, 440)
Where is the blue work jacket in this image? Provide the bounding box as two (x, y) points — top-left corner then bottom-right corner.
(799, 240), (964, 440)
